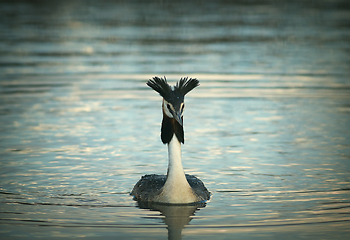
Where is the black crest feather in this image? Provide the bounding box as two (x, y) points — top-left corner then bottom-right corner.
(147, 76), (172, 101)
(175, 77), (200, 96)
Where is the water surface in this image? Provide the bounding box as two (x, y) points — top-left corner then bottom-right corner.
(1, 1), (350, 239)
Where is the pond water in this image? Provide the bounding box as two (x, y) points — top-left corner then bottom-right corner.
(1, 0), (350, 239)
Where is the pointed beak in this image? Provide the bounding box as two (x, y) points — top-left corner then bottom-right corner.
(173, 111), (183, 126)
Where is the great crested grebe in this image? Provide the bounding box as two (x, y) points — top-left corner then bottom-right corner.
(131, 76), (210, 204)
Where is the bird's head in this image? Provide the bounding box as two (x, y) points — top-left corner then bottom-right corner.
(147, 76), (199, 144)
(147, 76), (199, 126)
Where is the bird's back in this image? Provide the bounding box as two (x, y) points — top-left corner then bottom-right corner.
(131, 174), (210, 203)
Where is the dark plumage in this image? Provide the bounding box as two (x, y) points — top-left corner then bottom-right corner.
(161, 112), (184, 144)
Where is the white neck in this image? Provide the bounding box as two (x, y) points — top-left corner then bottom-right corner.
(155, 134), (198, 204)
(166, 134), (186, 184)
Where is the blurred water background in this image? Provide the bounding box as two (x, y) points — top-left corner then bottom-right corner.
(0, 0), (350, 239)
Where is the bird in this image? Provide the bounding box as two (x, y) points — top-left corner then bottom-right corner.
(131, 76), (210, 204)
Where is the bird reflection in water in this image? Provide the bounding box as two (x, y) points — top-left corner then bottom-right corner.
(137, 201), (207, 240)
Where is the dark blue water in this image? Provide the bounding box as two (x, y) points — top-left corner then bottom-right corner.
(1, 1), (350, 239)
